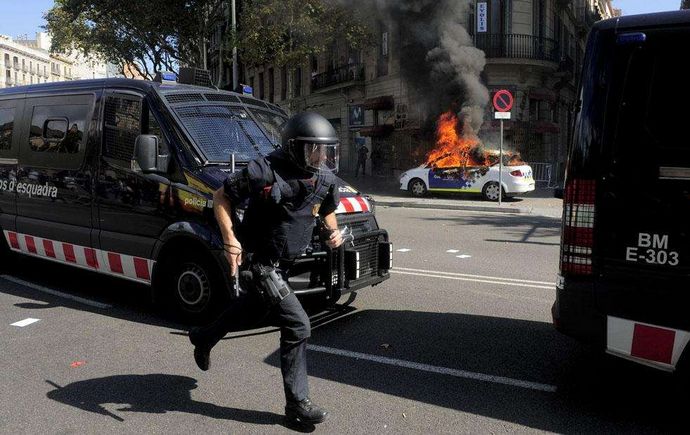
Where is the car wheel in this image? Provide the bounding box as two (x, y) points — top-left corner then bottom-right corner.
(482, 182), (504, 201)
(165, 255), (226, 324)
(408, 178), (427, 197)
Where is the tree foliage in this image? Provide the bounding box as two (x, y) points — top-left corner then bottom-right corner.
(235, 0), (373, 68)
(44, 0), (218, 79)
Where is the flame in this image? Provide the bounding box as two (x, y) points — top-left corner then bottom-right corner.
(425, 111), (485, 168)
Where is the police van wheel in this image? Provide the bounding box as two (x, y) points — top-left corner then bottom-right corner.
(482, 182), (504, 201)
(165, 256), (224, 323)
(408, 178), (427, 197)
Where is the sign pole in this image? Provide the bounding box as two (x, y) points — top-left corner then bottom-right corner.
(499, 119), (503, 206)
(492, 88), (513, 206)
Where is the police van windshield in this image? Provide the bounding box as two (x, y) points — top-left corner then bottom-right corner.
(247, 108), (287, 146)
(173, 105), (277, 163)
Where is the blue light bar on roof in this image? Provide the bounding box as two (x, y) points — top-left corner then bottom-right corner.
(159, 71), (177, 85)
(616, 32), (647, 45)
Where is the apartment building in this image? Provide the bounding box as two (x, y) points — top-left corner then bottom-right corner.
(1, 32), (109, 90)
(0, 34), (54, 88)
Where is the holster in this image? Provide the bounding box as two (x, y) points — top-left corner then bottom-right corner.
(242, 261), (291, 306)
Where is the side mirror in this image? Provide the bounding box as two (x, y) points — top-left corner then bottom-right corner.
(134, 134), (169, 174)
(554, 187), (564, 199)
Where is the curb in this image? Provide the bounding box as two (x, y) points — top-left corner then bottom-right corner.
(374, 200), (525, 214)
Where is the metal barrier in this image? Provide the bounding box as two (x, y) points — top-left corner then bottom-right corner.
(529, 162), (554, 187)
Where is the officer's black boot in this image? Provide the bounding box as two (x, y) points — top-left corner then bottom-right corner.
(285, 398), (329, 424)
(188, 328), (211, 371)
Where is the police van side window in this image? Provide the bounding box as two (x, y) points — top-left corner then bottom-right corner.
(29, 105), (87, 154)
(103, 95), (142, 165)
(0, 108), (13, 150)
(20, 99), (91, 170)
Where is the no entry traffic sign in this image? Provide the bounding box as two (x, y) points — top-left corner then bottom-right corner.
(493, 89), (514, 112)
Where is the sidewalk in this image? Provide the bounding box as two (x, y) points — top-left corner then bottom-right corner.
(338, 171), (563, 218)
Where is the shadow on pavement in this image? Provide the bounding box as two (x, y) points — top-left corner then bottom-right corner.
(263, 309), (683, 433)
(420, 212), (561, 245)
(44, 374), (295, 428)
(0, 254), (185, 329)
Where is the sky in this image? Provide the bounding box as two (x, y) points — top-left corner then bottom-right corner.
(0, 0), (685, 40)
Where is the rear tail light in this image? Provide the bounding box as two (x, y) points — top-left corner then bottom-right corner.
(560, 179), (596, 275)
(510, 170), (523, 177)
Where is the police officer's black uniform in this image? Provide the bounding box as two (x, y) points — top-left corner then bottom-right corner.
(189, 112), (340, 425)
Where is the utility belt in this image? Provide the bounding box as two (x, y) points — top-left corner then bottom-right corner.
(235, 254), (291, 306)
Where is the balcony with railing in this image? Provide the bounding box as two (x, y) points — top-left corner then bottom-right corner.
(311, 63), (365, 92)
(475, 34), (559, 64)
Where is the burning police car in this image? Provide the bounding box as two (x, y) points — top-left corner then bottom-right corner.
(399, 110), (535, 200)
(399, 151), (535, 200)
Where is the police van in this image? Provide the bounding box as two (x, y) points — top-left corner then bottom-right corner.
(553, 11), (690, 374)
(0, 73), (391, 321)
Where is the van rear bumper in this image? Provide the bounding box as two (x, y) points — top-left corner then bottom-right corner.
(552, 281), (606, 347)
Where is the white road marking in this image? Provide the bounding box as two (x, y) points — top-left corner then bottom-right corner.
(390, 270), (552, 303)
(456, 255), (472, 259)
(11, 318), (40, 327)
(394, 266), (553, 286)
(308, 344), (557, 393)
(0, 275), (112, 309)
(446, 249), (459, 253)
(396, 248), (411, 252)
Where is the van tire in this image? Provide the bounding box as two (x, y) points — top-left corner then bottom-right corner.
(482, 182), (505, 201)
(408, 178), (427, 197)
(162, 252), (226, 324)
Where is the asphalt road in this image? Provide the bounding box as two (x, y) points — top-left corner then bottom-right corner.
(0, 207), (684, 434)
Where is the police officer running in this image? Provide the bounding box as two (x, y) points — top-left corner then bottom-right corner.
(189, 112), (343, 425)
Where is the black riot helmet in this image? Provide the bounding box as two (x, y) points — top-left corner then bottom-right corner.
(281, 112), (339, 173)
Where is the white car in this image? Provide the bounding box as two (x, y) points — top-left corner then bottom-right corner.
(399, 158), (535, 201)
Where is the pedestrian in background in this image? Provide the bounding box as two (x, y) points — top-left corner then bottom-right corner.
(355, 144), (368, 178)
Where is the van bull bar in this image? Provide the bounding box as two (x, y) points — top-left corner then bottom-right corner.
(290, 214), (392, 299)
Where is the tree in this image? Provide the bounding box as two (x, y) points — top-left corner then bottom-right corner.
(234, 0), (372, 68)
(44, 0), (219, 79)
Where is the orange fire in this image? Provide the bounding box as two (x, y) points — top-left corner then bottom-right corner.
(425, 111), (485, 168)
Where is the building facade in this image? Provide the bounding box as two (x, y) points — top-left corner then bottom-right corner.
(1, 32), (110, 90)
(210, 0), (616, 181)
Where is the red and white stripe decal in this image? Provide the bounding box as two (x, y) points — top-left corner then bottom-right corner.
(607, 316), (690, 370)
(3, 230), (154, 284)
(335, 196), (371, 214)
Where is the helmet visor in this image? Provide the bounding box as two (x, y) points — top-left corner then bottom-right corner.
(303, 142), (339, 173)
